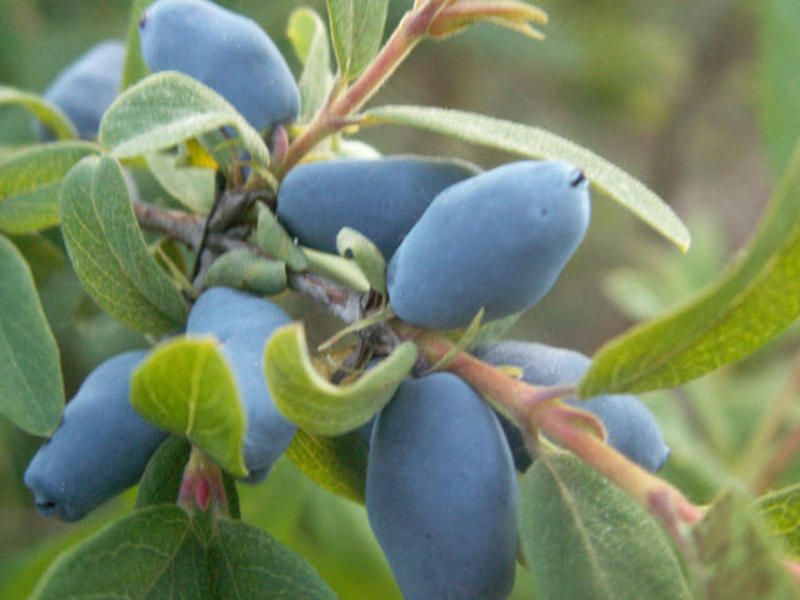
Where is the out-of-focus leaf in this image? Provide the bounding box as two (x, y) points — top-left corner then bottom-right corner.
(428, 0), (547, 41)
(288, 8), (334, 122)
(265, 322), (416, 435)
(285, 429), (367, 503)
(362, 104), (690, 251)
(326, 0), (388, 80)
(519, 452), (691, 600)
(130, 336), (248, 478)
(692, 491), (800, 600)
(0, 86), (77, 140)
(144, 151), (214, 213)
(756, 483), (800, 559)
(9, 233), (65, 286)
(581, 139), (800, 396)
(121, 0), (157, 90)
(760, 0), (800, 176)
(0, 141), (99, 233)
(58, 154), (187, 334)
(0, 234), (63, 436)
(99, 72), (270, 168)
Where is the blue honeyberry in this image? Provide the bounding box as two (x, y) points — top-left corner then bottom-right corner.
(472, 341), (671, 472)
(37, 40), (125, 140)
(387, 160), (591, 329)
(138, 0), (300, 131)
(366, 373), (518, 600)
(24, 351), (168, 521)
(186, 287), (295, 481)
(277, 156), (481, 258)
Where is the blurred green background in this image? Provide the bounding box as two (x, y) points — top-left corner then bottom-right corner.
(2, 0), (800, 598)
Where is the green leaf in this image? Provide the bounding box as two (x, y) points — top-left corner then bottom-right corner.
(0, 86), (77, 141)
(326, 0), (389, 80)
(121, 0), (157, 90)
(0, 234), (63, 436)
(692, 491), (800, 600)
(9, 233), (66, 285)
(759, 0), (800, 176)
(580, 139), (800, 396)
(131, 336), (248, 478)
(285, 429), (367, 503)
(288, 8), (335, 122)
(362, 104), (690, 251)
(756, 483), (800, 559)
(0, 141), (99, 234)
(254, 204), (309, 271)
(209, 518), (337, 599)
(336, 227), (386, 292)
(265, 323), (417, 435)
(135, 436), (241, 519)
(519, 452), (690, 600)
(58, 154), (187, 334)
(425, 308), (483, 373)
(99, 72), (270, 168)
(144, 151), (215, 214)
(302, 245), (370, 291)
(31, 505), (335, 599)
(205, 249), (287, 296)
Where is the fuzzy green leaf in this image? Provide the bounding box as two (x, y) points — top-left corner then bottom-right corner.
(99, 72), (270, 167)
(580, 138), (800, 396)
(519, 452), (690, 600)
(130, 336), (248, 478)
(302, 245), (370, 291)
(363, 104), (690, 251)
(336, 227), (386, 292)
(0, 141), (99, 233)
(692, 491), (800, 600)
(285, 429), (368, 503)
(58, 154), (187, 334)
(0, 234), (63, 436)
(205, 249), (287, 296)
(265, 323), (417, 435)
(326, 0), (388, 80)
(144, 151), (215, 214)
(756, 483), (800, 560)
(254, 204), (308, 272)
(288, 8), (335, 122)
(0, 86), (77, 141)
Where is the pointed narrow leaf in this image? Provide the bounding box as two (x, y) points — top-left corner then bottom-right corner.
(303, 245), (370, 291)
(362, 104), (690, 251)
(336, 227), (386, 292)
(327, 0), (389, 80)
(428, 0), (547, 40)
(692, 491), (800, 600)
(99, 72), (270, 168)
(210, 518), (337, 599)
(31, 506), (209, 599)
(122, 0), (157, 90)
(756, 484), (800, 559)
(288, 8), (335, 122)
(0, 234), (63, 436)
(130, 336), (248, 478)
(581, 139), (800, 396)
(265, 323), (417, 435)
(760, 0), (800, 176)
(0, 86), (77, 140)
(58, 154), (187, 334)
(519, 452), (690, 600)
(0, 141), (99, 234)
(285, 429), (367, 503)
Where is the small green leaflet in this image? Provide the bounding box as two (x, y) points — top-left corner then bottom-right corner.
(756, 483), (800, 559)
(519, 452), (691, 600)
(205, 250), (287, 297)
(0, 86), (77, 140)
(30, 506), (336, 599)
(0, 234), (63, 436)
(336, 227), (386, 292)
(58, 155), (187, 335)
(580, 138), (800, 396)
(288, 8), (335, 122)
(99, 72), (270, 167)
(692, 491), (800, 600)
(285, 429), (368, 503)
(264, 322), (417, 435)
(254, 203), (309, 272)
(326, 0), (389, 80)
(130, 336), (248, 478)
(121, 0), (157, 90)
(362, 104), (690, 251)
(759, 0), (800, 177)
(0, 141), (99, 234)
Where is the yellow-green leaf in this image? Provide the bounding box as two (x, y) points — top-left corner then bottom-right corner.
(0, 86), (77, 141)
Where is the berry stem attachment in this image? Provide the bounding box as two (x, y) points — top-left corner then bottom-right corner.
(178, 445), (229, 518)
